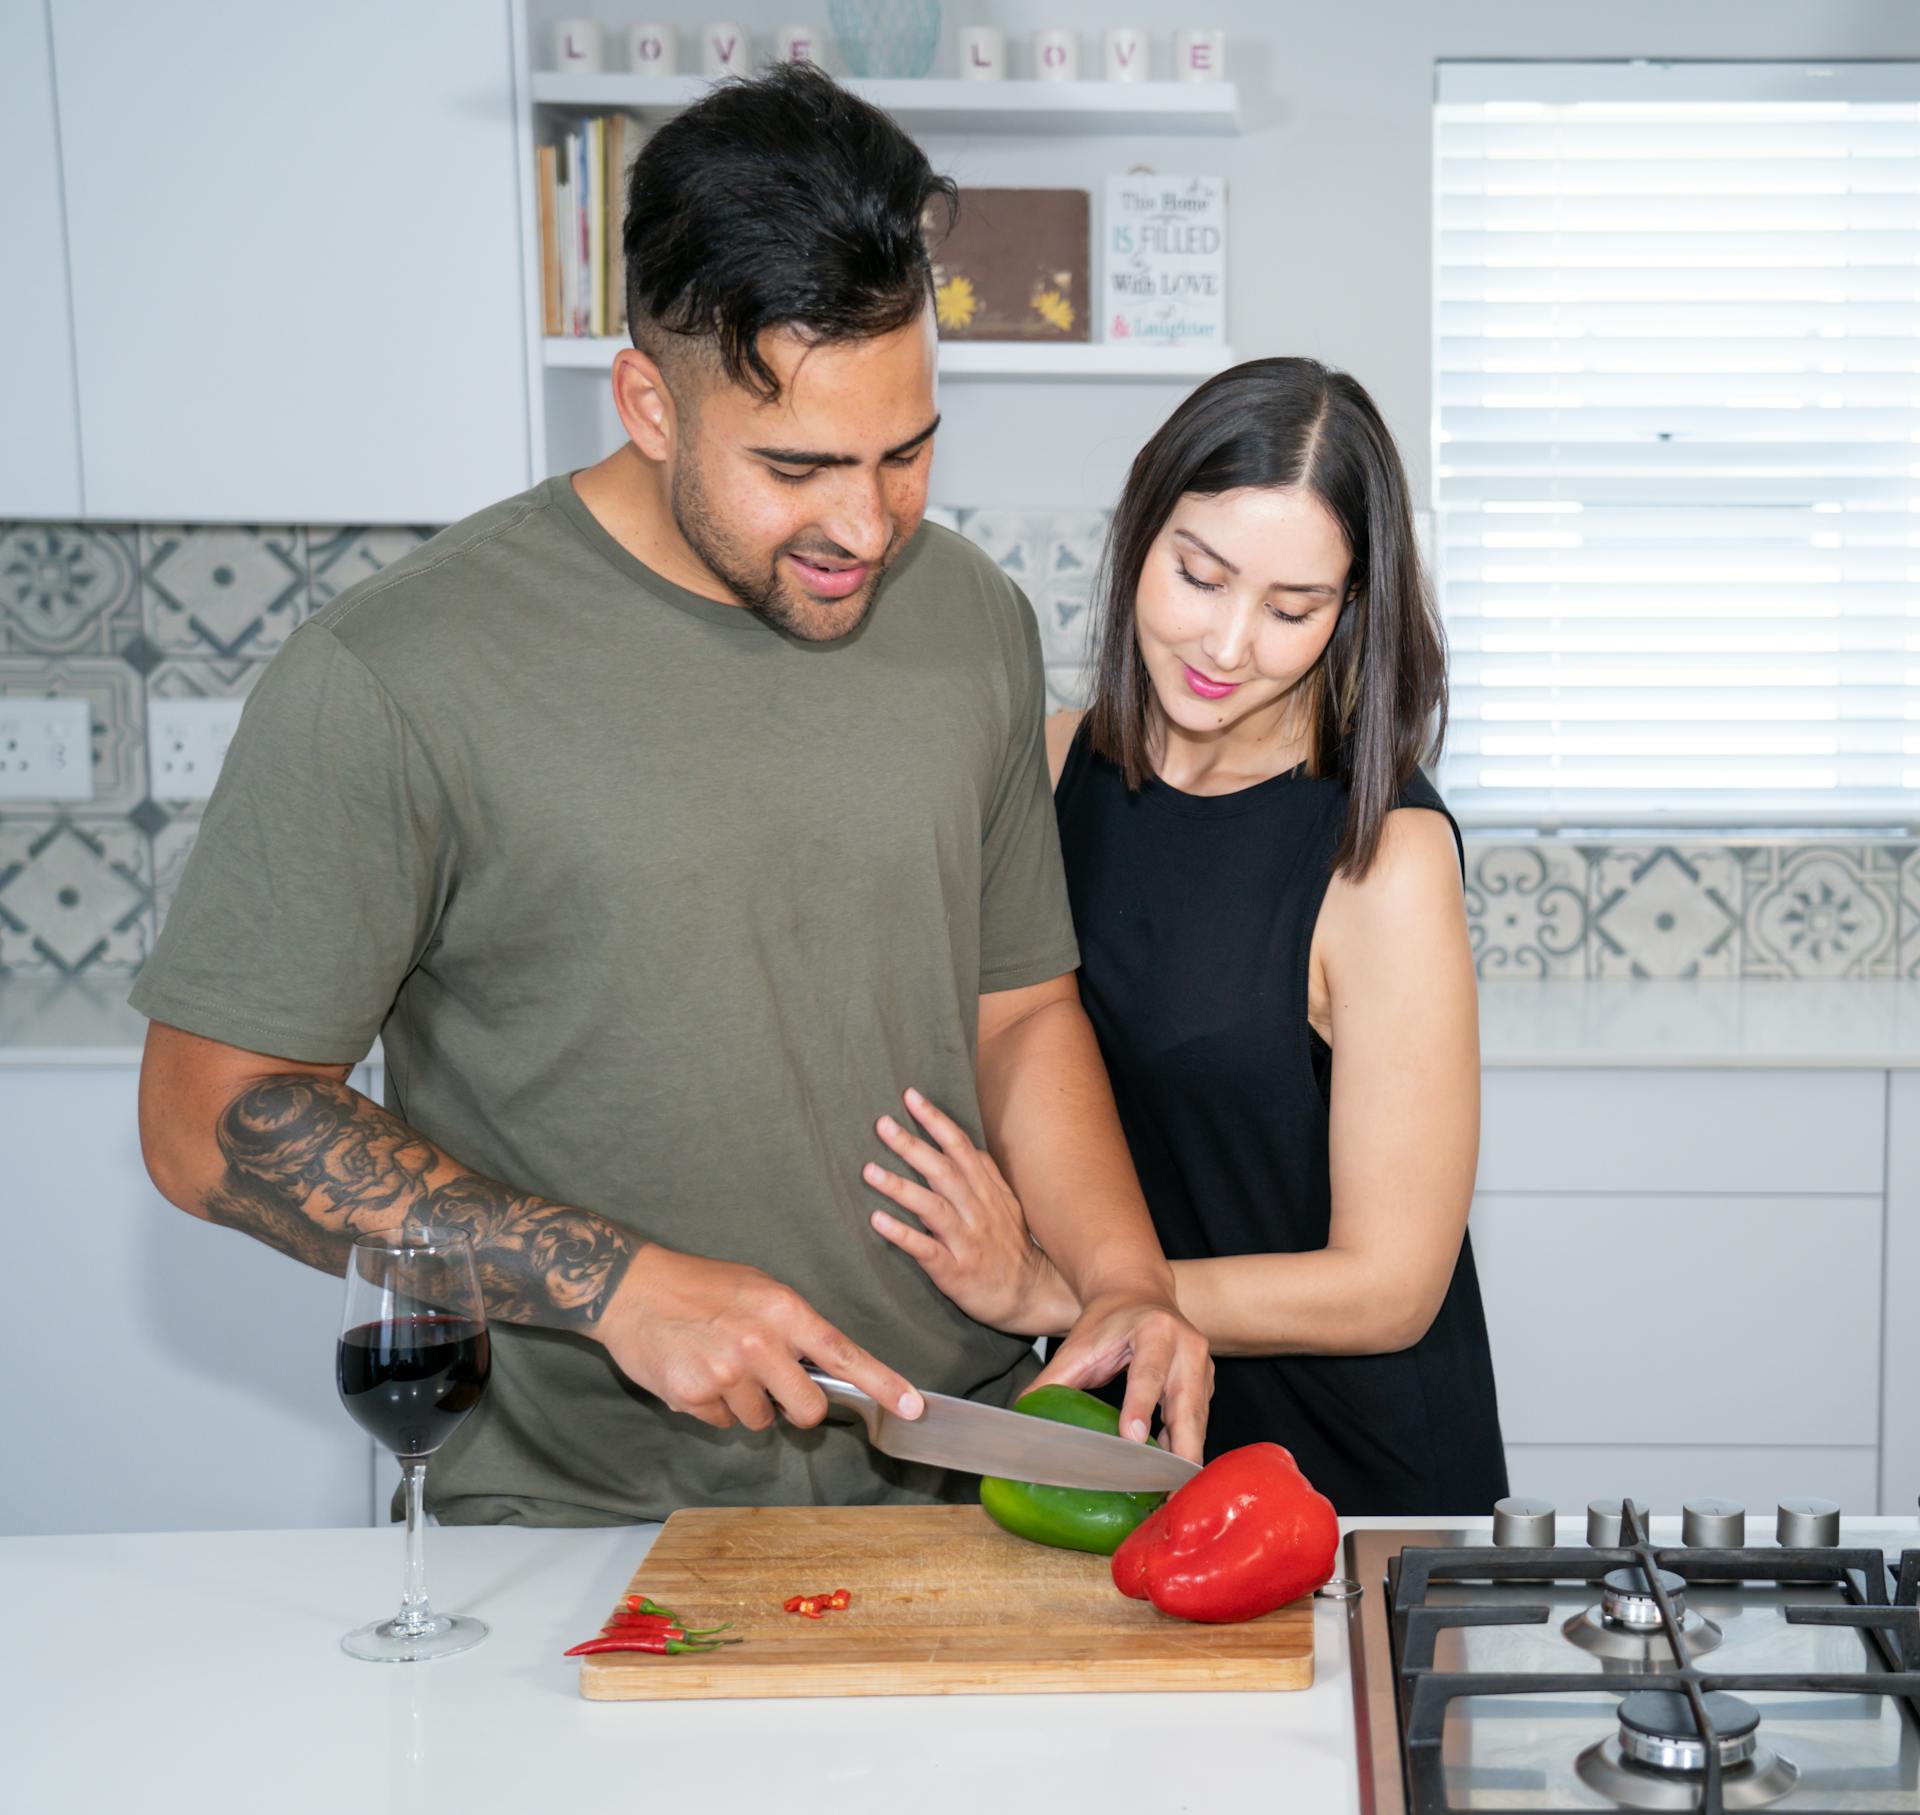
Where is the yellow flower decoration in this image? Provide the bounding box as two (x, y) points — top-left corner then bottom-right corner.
(1031, 286), (1075, 334)
(935, 274), (978, 331)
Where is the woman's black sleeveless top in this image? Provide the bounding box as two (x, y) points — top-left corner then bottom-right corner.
(1055, 726), (1508, 1516)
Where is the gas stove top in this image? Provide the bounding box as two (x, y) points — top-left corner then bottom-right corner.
(1344, 1498), (1920, 1812)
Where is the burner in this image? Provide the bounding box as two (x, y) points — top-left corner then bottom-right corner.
(1561, 1567), (1723, 1664)
(1621, 1690), (1759, 1770)
(1605, 1567), (1690, 1630)
(1575, 1692), (1800, 1811)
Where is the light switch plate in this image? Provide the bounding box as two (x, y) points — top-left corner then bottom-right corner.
(0, 697), (94, 801)
(148, 698), (245, 801)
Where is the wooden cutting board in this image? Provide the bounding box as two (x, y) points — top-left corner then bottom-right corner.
(578, 1504), (1315, 1699)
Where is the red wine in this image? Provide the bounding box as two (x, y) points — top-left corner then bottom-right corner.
(337, 1315), (490, 1458)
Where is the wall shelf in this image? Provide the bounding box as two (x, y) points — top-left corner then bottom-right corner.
(529, 73), (1239, 136)
(544, 337), (1230, 382)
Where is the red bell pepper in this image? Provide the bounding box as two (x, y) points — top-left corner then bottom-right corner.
(1110, 1443), (1337, 1624)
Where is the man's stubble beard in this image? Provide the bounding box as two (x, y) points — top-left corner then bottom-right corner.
(669, 453), (896, 644)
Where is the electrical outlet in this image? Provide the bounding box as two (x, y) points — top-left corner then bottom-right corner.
(0, 697), (94, 802)
(148, 698), (246, 801)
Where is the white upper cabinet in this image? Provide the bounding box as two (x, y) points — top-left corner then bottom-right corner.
(1, 0), (83, 518)
(49, 0), (531, 524)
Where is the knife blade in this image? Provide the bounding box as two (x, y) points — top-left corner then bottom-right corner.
(805, 1370), (1201, 1493)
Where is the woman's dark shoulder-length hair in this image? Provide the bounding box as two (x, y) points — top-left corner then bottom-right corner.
(1084, 356), (1447, 881)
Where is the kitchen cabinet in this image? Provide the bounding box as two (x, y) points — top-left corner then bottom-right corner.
(45, 0), (530, 524)
(1474, 1066), (1888, 1514)
(0, 1062), (381, 1536)
(1882, 1070), (1919, 1515)
(0, 0), (83, 518)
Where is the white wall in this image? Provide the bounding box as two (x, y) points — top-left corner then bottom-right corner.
(527, 0), (1920, 508)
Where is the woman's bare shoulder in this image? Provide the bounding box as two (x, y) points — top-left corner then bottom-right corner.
(1043, 710), (1087, 791)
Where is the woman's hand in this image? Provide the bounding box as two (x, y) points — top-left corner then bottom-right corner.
(863, 1088), (1080, 1338)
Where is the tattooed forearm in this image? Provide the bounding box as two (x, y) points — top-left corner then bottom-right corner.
(200, 1075), (637, 1330)
(423, 1176), (636, 1326)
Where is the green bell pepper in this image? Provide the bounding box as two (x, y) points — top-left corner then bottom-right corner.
(979, 1384), (1166, 1556)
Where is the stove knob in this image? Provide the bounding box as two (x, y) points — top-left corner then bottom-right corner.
(1493, 1496), (1556, 1547)
(1682, 1498), (1746, 1547)
(1776, 1497), (1841, 1547)
(1587, 1499), (1623, 1546)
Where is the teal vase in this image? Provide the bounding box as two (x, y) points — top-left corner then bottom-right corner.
(828, 0), (942, 78)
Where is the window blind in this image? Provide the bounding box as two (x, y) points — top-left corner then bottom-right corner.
(1433, 61), (1920, 828)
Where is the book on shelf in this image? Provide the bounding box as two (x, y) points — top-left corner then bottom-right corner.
(536, 145), (560, 336)
(539, 113), (648, 340)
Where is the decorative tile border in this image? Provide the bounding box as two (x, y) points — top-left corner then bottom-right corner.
(0, 516), (432, 977)
(1903, 848), (1920, 982)
(0, 816), (153, 977)
(958, 507), (1103, 671)
(1461, 841), (1918, 981)
(138, 523), (308, 660)
(0, 508), (1916, 982)
(1463, 844), (1588, 978)
(0, 524), (141, 657)
(1590, 847), (1743, 980)
(1740, 844), (1901, 981)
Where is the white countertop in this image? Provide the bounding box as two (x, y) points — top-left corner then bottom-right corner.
(2, 1521), (1365, 1814)
(13, 1512), (1917, 1813)
(1475, 977), (1920, 1069)
(11, 975), (1920, 1069)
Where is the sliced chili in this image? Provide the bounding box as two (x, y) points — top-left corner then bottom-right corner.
(783, 1586), (850, 1617)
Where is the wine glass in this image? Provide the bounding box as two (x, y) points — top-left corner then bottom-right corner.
(336, 1227), (492, 1662)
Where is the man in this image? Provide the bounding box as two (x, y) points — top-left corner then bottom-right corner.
(132, 65), (1210, 1525)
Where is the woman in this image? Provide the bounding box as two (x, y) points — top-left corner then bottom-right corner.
(862, 357), (1506, 1514)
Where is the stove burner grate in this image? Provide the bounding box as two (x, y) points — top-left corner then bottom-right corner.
(1362, 1498), (1920, 1814)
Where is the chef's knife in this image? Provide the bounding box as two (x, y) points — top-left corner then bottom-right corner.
(805, 1370), (1201, 1493)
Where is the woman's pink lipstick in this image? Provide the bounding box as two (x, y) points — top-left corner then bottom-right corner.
(1182, 662), (1243, 701)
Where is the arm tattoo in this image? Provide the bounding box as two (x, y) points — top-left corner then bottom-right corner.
(200, 1075), (636, 1330)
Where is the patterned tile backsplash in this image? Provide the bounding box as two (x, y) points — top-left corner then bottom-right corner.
(1465, 842), (1916, 981)
(1, 510), (1916, 983)
(0, 520), (431, 979)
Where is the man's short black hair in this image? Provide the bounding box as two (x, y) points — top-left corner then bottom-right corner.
(623, 64), (957, 400)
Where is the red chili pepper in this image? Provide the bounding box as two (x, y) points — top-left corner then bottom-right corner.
(564, 1630), (738, 1658)
(826, 1589), (851, 1610)
(623, 1594), (682, 1621)
(1111, 1443), (1338, 1625)
(602, 1614), (731, 1639)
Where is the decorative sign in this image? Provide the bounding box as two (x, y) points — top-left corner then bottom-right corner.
(932, 189), (1091, 342)
(1105, 175), (1226, 348)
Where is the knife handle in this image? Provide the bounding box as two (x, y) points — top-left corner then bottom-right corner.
(805, 1369), (883, 1438)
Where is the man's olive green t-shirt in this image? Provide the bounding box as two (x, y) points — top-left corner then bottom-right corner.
(128, 474), (1077, 1524)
